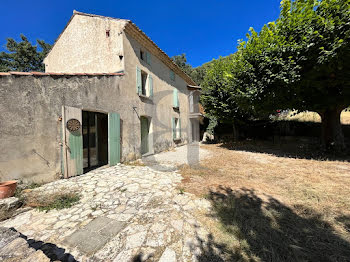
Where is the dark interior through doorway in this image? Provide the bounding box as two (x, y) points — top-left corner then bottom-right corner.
(83, 111), (108, 172)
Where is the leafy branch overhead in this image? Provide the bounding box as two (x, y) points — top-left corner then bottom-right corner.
(201, 0), (350, 151)
(0, 34), (51, 72)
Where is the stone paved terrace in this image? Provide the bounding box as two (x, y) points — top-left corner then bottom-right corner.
(0, 147), (215, 262)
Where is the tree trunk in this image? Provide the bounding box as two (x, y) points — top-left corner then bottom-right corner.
(319, 107), (345, 152)
(232, 122), (238, 142)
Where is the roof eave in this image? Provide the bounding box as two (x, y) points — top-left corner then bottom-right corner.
(124, 21), (197, 86)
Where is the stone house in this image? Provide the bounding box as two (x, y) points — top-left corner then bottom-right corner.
(0, 11), (201, 183)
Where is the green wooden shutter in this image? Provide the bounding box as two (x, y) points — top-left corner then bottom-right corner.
(173, 88), (179, 108)
(172, 117), (176, 139)
(68, 131), (83, 175)
(108, 112), (121, 166)
(136, 66), (141, 94)
(149, 75), (153, 98)
(146, 52), (151, 65)
(63, 106), (83, 178)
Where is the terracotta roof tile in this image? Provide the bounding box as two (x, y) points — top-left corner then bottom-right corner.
(0, 72), (124, 77)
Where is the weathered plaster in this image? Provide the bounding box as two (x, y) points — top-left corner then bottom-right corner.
(0, 75), (131, 182)
(44, 15), (126, 73)
(122, 32), (191, 152)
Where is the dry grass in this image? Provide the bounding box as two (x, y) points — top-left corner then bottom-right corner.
(278, 110), (350, 124)
(180, 143), (350, 261)
(24, 189), (80, 212)
(124, 160), (146, 166)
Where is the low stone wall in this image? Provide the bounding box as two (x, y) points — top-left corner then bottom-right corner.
(0, 74), (125, 182)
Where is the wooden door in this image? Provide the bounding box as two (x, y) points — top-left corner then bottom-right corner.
(108, 112), (121, 166)
(140, 116), (149, 154)
(62, 106), (83, 178)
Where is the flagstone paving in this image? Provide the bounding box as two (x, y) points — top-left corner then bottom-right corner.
(0, 163), (213, 262)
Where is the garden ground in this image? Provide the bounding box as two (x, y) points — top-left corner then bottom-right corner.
(1, 143), (350, 261)
(180, 142), (350, 261)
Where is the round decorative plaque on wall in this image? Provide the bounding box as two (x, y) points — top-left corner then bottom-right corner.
(66, 119), (81, 132)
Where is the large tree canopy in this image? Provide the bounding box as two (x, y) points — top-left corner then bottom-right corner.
(201, 0), (350, 151)
(0, 34), (51, 72)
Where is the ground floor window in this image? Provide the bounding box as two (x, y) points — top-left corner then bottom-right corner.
(172, 117), (181, 140)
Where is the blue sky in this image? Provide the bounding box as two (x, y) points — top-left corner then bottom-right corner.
(1, 0), (281, 67)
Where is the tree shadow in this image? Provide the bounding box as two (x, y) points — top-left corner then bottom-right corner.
(7, 227), (77, 262)
(202, 187), (350, 261)
(220, 140), (350, 162)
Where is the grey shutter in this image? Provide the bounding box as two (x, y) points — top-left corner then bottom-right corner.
(149, 75), (153, 98)
(146, 52), (151, 65)
(172, 117), (176, 139)
(173, 88), (179, 108)
(136, 66), (141, 94)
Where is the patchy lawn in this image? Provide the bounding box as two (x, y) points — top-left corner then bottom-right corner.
(180, 143), (350, 261)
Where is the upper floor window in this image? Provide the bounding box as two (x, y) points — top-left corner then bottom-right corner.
(136, 66), (153, 98)
(170, 70), (175, 81)
(140, 49), (151, 65)
(140, 50), (145, 61)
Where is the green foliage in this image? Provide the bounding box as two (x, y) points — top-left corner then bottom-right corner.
(171, 53), (219, 85)
(171, 53), (193, 76)
(206, 115), (218, 135)
(201, 0), (350, 149)
(35, 193), (80, 212)
(0, 34), (51, 72)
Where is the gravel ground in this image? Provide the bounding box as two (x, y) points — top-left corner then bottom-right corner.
(142, 143), (211, 171)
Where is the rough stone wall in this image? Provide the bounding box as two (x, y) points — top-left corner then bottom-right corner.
(122, 33), (191, 153)
(0, 75), (143, 183)
(44, 14), (126, 73)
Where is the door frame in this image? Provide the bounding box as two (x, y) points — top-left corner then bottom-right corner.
(140, 116), (153, 155)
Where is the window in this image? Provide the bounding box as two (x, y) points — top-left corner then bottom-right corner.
(140, 50), (151, 65)
(170, 70), (175, 81)
(106, 30), (110, 37)
(141, 71), (147, 96)
(140, 50), (145, 61)
(136, 66), (153, 98)
(172, 117), (181, 140)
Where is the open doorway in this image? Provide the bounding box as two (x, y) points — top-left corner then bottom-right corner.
(83, 111), (108, 172)
(140, 116), (151, 155)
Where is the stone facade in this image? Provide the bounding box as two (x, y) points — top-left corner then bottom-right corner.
(0, 11), (200, 183)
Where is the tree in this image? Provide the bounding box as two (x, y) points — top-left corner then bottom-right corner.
(171, 53), (193, 76)
(171, 53), (220, 86)
(202, 0), (350, 151)
(0, 34), (52, 72)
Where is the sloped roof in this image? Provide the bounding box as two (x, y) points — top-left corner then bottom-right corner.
(45, 10), (197, 86)
(0, 72), (124, 77)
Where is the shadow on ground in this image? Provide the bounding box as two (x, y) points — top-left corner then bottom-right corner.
(198, 187), (350, 261)
(10, 227), (77, 262)
(220, 140), (350, 162)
